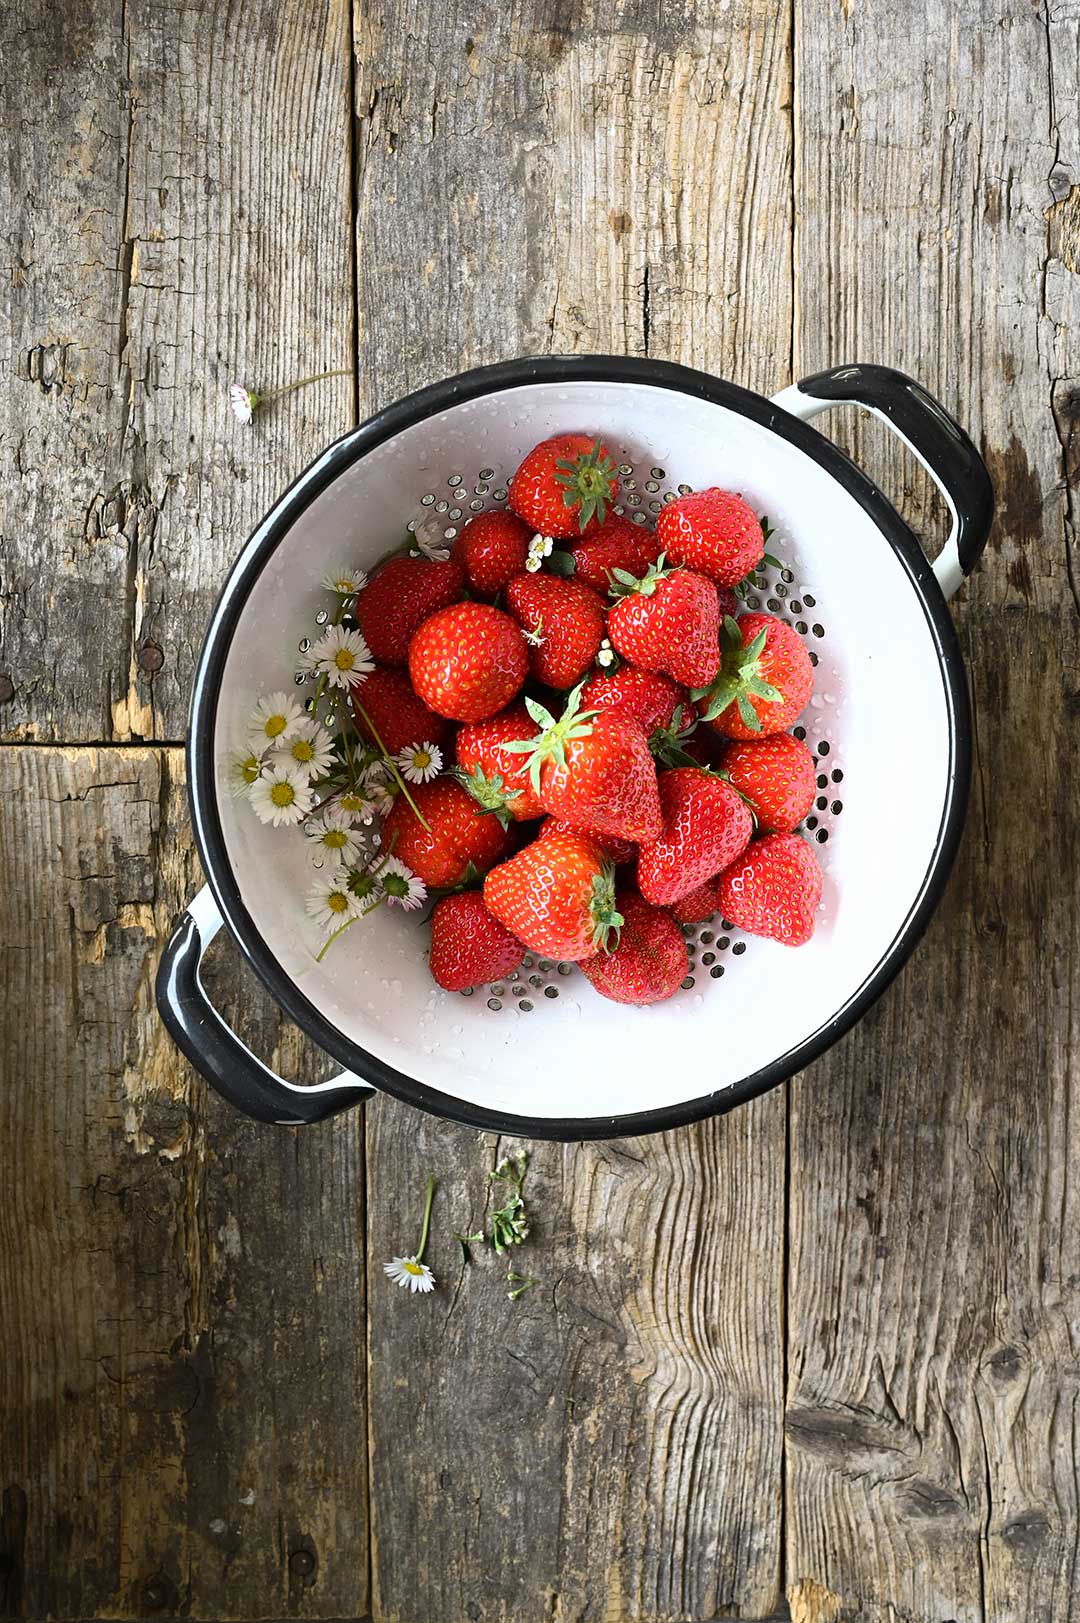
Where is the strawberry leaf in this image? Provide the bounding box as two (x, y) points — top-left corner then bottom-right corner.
(524, 696), (557, 730)
(546, 549), (577, 577)
(746, 676), (782, 704)
(762, 551), (784, 570)
(760, 516), (776, 543)
(736, 693), (761, 732)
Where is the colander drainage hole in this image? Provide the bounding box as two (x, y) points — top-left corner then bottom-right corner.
(700, 930), (714, 944)
(817, 741), (830, 756)
(717, 936), (730, 950)
(817, 796), (828, 810)
(710, 965), (724, 978)
(479, 468), (494, 480)
(806, 815), (818, 829)
(448, 474), (462, 487)
(681, 976), (695, 991)
(487, 998), (502, 1012)
(544, 986), (559, 999)
(812, 622), (825, 638)
(809, 651), (819, 667)
(803, 593), (816, 606)
(793, 727), (806, 741)
(832, 768), (843, 783)
(816, 829), (829, 844)
(557, 963), (572, 976)
(701, 951), (715, 966)
(832, 800), (843, 815)
(731, 942), (746, 956)
(490, 984), (505, 997)
(519, 1000), (534, 1013)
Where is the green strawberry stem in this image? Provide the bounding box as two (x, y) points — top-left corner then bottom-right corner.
(502, 683), (601, 794)
(454, 765), (518, 829)
(555, 438), (616, 531)
(690, 615), (783, 732)
(589, 863), (624, 953)
(351, 697), (431, 829)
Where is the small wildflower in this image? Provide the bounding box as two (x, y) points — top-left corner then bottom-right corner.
(526, 533), (554, 572)
(521, 618), (546, 648)
(226, 745), (265, 797)
(305, 870), (363, 930)
(321, 566), (368, 596)
(394, 741), (443, 785)
(380, 855), (426, 911)
(413, 521), (452, 563)
(347, 866), (384, 905)
(596, 638), (615, 669)
(248, 691), (305, 750)
(363, 774), (396, 817)
(307, 625), (375, 691)
(305, 809), (364, 867)
(270, 718), (336, 780)
(229, 382), (260, 424)
(338, 786), (377, 824)
(249, 762), (315, 827)
(385, 1175), (437, 1295)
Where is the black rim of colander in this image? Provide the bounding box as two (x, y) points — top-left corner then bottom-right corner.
(187, 354), (972, 1141)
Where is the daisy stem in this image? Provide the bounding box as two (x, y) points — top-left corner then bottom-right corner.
(416, 1175), (436, 1264)
(335, 692), (361, 788)
(352, 699), (432, 830)
(299, 783), (344, 825)
(264, 367), (352, 403)
(313, 892), (388, 964)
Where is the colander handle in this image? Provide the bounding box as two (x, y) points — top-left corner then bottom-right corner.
(771, 365), (993, 599)
(156, 886), (376, 1125)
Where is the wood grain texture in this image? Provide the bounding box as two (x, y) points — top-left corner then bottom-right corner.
(0, 747), (368, 1620)
(787, 2), (1080, 1619)
(0, 0), (354, 745)
(357, 4), (793, 1619)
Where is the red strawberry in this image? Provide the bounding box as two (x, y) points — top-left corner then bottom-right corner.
(350, 667), (450, 757)
(656, 489), (764, 587)
(670, 878), (719, 924)
(637, 767), (753, 905)
(607, 558), (721, 689)
(509, 434), (618, 539)
(579, 667), (692, 737)
(538, 815), (636, 868)
(580, 891), (688, 1005)
(382, 778), (513, 889)
(456, 510), (532, 598)
(455, 704), (546, 824)
(717, 586), (739, 619)
(483, 831), (622, 961)
(569, 513), (661, 592)
(408, 602), (528, 723)
(428, 891), (525, 992)
(720, 732), (817, 833)
(695, 613), (813, 740)
(506, 686), (662, 844)
(716, 832), (823, 946)
(505, 573), (605, 689)
(355, 555), (465, 666)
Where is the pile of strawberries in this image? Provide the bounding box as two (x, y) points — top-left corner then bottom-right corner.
(352, 432), (825, 1006)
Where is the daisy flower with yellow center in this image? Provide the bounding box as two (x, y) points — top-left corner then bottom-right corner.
(337, 786), (377, 824)
(394, 741), (443, 785)
(321, 566), (368, 596)
(384, 1176), (437, 1295)
(307, 625), (375, 691)
(305, 809), (364, 867)
(249, 762), (315, 827)
(226, 745), (266, 797)
(270, 718), (335, 780)
(305, 871), (363, 930)
(248, 691), (305, 750)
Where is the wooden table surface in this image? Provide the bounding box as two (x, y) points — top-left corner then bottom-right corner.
(2, 2), (1078, 1620)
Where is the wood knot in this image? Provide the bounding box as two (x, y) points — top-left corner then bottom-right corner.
(288, 1546), (316, 1581)
(0, 675), (14, 704)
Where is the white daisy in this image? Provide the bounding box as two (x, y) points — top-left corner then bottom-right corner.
(394, 741), (443, 785)
(321, 566), (368, 596)
(412, 517), (452, 562)
(248, 691), (305, 750)
(249, 762), (315, 827)
(338, 786), (378, 824)
(229, 383), (259, 424)
(225, 745), (266, 797)
(305, 809), (364, 867)
(596, 638), (615, 668)
(369, 781), (396, 817)
(379, 855), (426, 911)
(347, 866), (384, 906)
(307, 625), (375, 691)
(269, 717), (336, 780)
(526, 533), (554, 572)
(305, 870), (363, 930)
(384, 1256), (436, 1294)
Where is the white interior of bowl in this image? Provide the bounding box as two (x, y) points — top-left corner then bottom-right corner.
(208, 380), (951, 1121)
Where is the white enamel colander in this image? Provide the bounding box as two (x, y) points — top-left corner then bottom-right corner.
(157, 357), (992, 1140)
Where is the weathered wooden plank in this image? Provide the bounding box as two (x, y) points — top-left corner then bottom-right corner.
(787, 4), (1080, 1620)
(0, 0), (354, 745)
(0, 747), (367, 1620)
(357, 4), (794, 1619)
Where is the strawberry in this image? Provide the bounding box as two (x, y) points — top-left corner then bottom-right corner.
(350, 667), (450, 757)
(670, 878), (719, 924)
(355, 554), (465, 666)
(579, 667), (692, 738)
(569, 513), (661, 592)
(720, 732), (817, 833)
(505, 685), (662, 844)
(408, 602), (528, 723)
(382, 778), (513, 889)
(656, 488), (764, 587)
(509, 434), (618, 539)
(456, 510), (532, 598)
(716, 832), (823, 946)
(428, 891), (525, 992)
(717, 586), (739, 619)
(606, 556), (721, 689)
(636, 767), (753, 905)
(580, 891), (689, 1006)
(483, 831), (623, 961)
(694, 613), (813, 740)
(505, 573), (605, 689)
(455, 704), (546, 825)
(538, 815), (636, 868)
